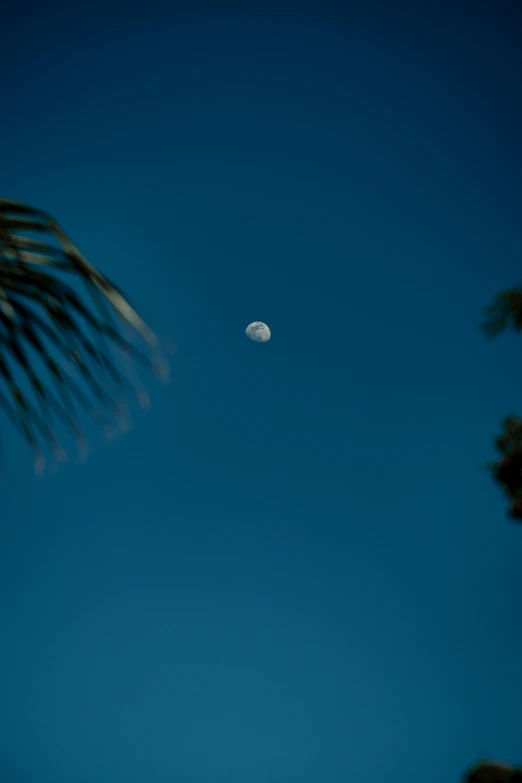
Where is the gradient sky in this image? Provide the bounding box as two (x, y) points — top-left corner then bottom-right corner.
(2, 2), (522, 782)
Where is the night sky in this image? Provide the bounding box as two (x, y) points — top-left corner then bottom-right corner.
(2, 2), (522, 782)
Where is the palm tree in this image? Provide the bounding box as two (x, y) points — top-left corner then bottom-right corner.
(0, 197), (170, 474)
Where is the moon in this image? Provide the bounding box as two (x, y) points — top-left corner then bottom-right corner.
(245, 321), (271, 343)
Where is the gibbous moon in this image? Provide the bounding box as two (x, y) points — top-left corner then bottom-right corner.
(245, 322), (271, 343)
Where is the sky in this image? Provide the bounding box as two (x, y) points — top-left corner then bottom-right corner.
(1, 1), (522, 782)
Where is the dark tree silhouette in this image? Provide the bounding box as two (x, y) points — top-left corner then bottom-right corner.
(455, 293), (522, 781)
(482, 289), (522, 339)
(0, 198), (170, 474)
(463, 761), (522, 783)
(482, 289), (522, 522)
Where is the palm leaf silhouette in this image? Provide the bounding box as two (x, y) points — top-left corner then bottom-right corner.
(0, 197), (170, 474)
(481, 288), (522, 338)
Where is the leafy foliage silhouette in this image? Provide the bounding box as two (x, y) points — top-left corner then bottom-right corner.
(0, 198), (169, 474)
(469, 287), (522, 780)
(482, 288), (522, 521)
(463, 761), (522, 783)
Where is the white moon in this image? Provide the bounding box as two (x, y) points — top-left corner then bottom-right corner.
(245, 321), (271, 343)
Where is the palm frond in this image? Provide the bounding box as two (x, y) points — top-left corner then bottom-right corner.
(481, 288), (522, 338)
(0, 197), (170, 474)
(493, 415), (522, 455)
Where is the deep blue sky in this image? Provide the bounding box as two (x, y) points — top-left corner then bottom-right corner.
(2, 2), (522, 782)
